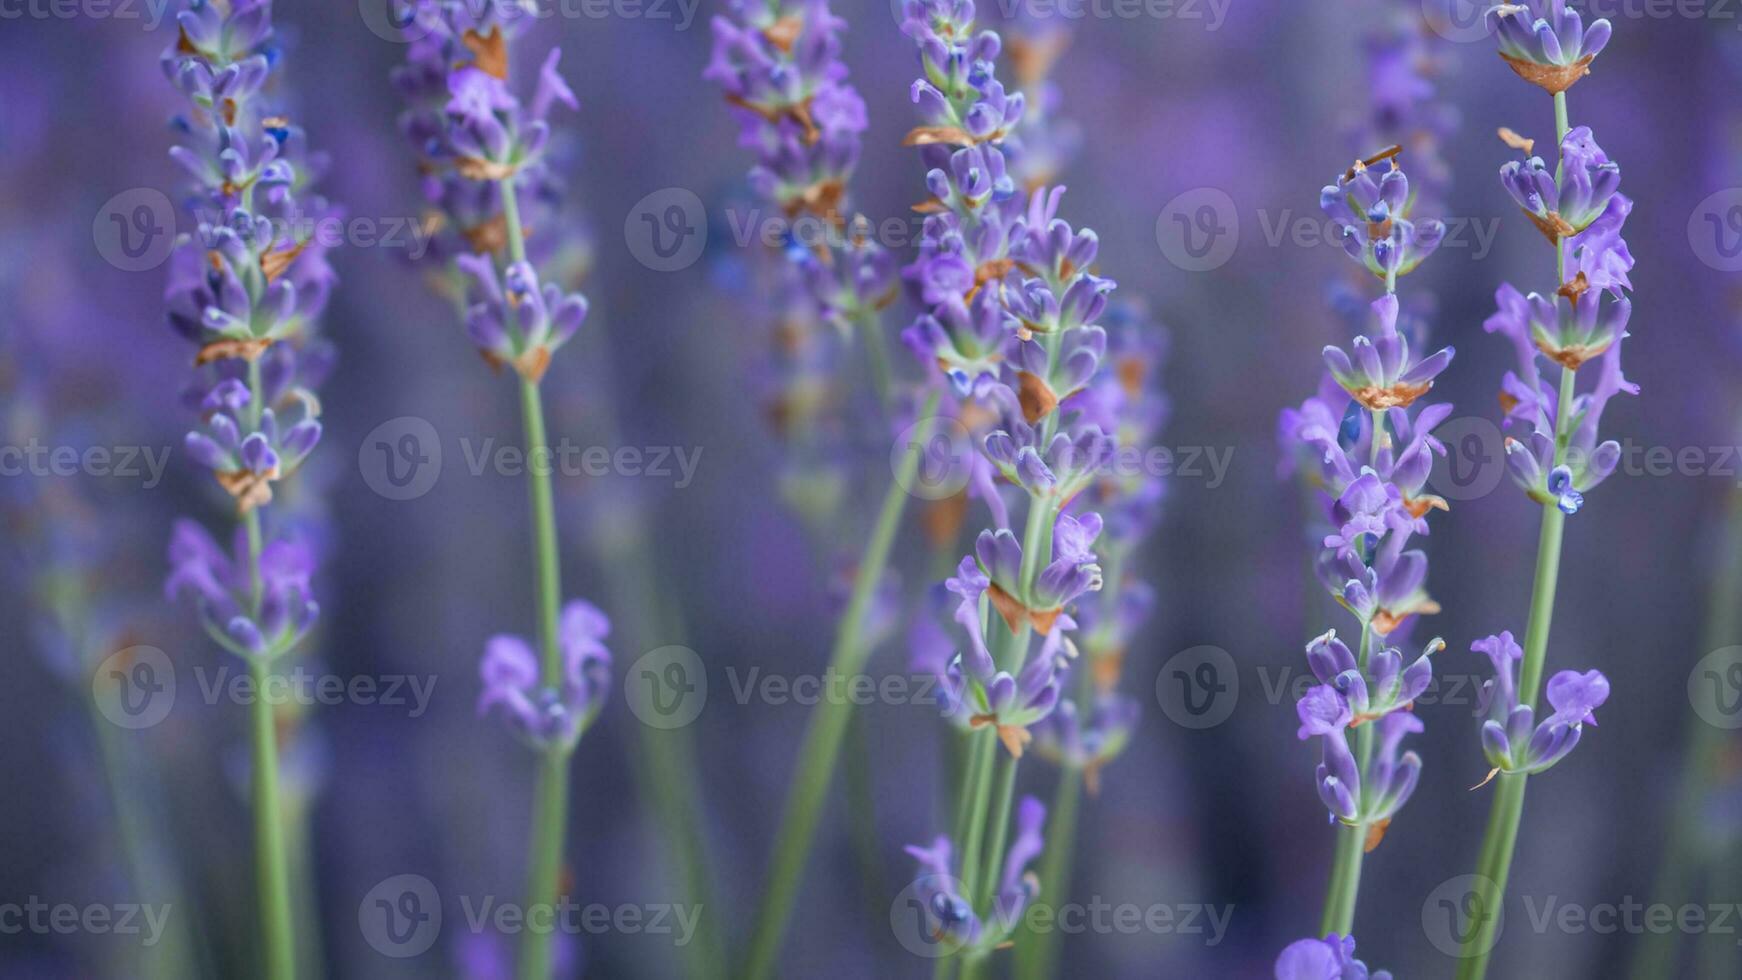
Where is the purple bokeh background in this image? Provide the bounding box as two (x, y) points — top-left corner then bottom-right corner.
(4, 0), (1740, 976)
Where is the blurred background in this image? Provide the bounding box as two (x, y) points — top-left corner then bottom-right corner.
(3, 0), (1740, 976)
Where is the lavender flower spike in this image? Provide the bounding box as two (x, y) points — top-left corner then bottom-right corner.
(1321, 154), (1447, 280)
(480, 601), (613, 750)
(161, 3), (337, 977)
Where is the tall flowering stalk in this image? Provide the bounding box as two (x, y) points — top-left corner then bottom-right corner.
(159, 2), (338, 977)
(889, 3), (1159, 977)
(706, 5), (940, 975)
(997, 20), (1169, 980)
(1455, 3), (1630, 974)
(392, 6), (612, 978)
(1276, 144), (1453, 954)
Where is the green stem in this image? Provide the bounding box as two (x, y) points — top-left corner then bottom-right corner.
(1015, 765), (1080, 980)
(856, 308), (894, 413)
(1456, 91), (1578, 980)
(249, 654), (295, 980)
(501, 175), (528, 266)
(516, 374), (571, 980)
(740, 395), (940, 980)
(240, 352), (294, 980)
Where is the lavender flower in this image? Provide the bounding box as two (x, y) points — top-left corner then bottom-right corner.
(1274, 934), (1393, 980)
(1031, 693), (1138, 795)
(392, 0), (591, 379)
(160, 4), (334, 976)
(903, 796), (1046, 956)
(1296, 685), (1424, 829)
(479, 601), (614, 750)
(1320, 155), (1447, 280)
(1472, 632), (1609, 777)
(1489, 0), (1613, 94)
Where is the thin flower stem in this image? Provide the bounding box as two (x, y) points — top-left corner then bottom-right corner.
(1014, 763), (1079, 980)
(241, 351), (295, 980)
(249, 643), (296, 980)
(855, 308), (895, 413)
(499, 170), (577, 980)
(741, 394), (941, 980)
(1457, 92), (1577, 980)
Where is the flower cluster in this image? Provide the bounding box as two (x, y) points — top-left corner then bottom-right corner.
(392, 0), (591, 380)
(479, 601), (614, 750)
(1486, 126), (1634, 516)
(904, 796), (1046, 957)
(390, 3), (613, 750)
(706, 0), (896, 328)
(1489, 0), (1612, 94)
(1471, 632), (1609, 778)
(1280, 154), (1455, 851)
(1345, 14), (1458, 215)
(1273, 934), (1392, 980)
(1320, 152), (1446, 281)
(161, 0), (336, 660)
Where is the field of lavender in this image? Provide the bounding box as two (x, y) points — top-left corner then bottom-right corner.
(3, 0), (1739, 977)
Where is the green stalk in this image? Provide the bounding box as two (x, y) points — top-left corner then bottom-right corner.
(1457, 93), (1578, 978)
(1014, 763), (1079, 980)
(239, 353), (295, 980)
(497, 173), (577, 980)
(741, 394), (941, 980)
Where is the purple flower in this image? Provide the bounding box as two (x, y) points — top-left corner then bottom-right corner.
(453, 256), (589, 381)
(1274, 934), (1393, 980)
(166, 519), (318, 658)
(902, 795), (1046, 955)
(1032, 691), (1138, 793)
(479, 600), (614, 749)
(1321, 158), (1446, 279)
(1490, 0), (1612, 93)
(1322, 295), (1455, 411)
(1500, 127), (1621, 237)
(1473, 632), (1610, 775)
(1305, 629), (1441, 725)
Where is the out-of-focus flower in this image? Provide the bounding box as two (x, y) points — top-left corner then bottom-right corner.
(1274, 933), (1393, 980)
(903, 796), (1046, 956)
(166, 519), (318, 658)
(479, 600), (613, 750)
